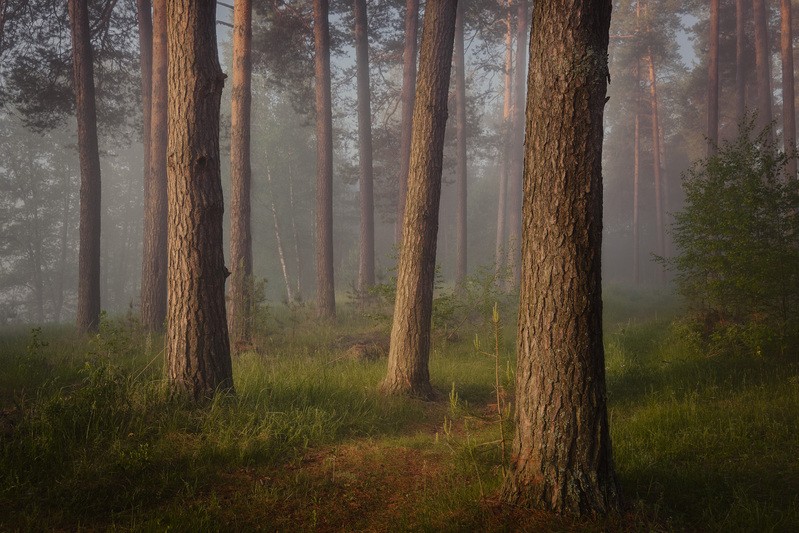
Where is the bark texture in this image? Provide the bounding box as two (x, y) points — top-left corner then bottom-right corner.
(454, 0), (467, 285)
(505, 0), (528, 287)
(314, 0), (335, 319)
(781, 0), (796, 177)
(68, 0), (102, 333)
(355, 0), (375, 292)
(140, 0), (168, 331)
(500, 0), (620, 515)
(708, 0), (720, 156)
(166, 0), (233, 400)
(229, 0), (253, 347)
(396, 0), (420, 243)
(495, 0), (513, 277)
(382, 0), (458, 400)
(753, 0), (773, 136)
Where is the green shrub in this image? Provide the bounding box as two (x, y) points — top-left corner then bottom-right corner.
(665, 118), (799, 354)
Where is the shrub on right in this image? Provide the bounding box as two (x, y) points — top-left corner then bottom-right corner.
(665, 119), (799, 356)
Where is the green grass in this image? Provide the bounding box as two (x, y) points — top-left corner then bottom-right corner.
(0, 289), (796, 531)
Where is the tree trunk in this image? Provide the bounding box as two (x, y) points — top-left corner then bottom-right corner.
(708, 0), (720, 155)
(266, 162), (294, 304)
(647, 49), (665, 280)
(166, 0), (233, 400)
(753, 0), (773, 136)
(229, 0), (253, 348)
(737, 0), (747, 122)
(454, 0), (467, 286)
(54, 173), (72, 323)
(396, 0), (420, 244)
(313, 0), (335, 319)
(288, 165), (302, 298)
(781, 0), (796, 177)
(68, 0), (102, 333)
(382, 0), (458, 400)
(136, 0), (152, 239)
(505, 0), (527, 288)
(494, 0), (513, 278)
(633, 23), (640, 285)
(500, 0), (620, 515)
(355, 0), (375, 293)
(140, 0), (168, 331)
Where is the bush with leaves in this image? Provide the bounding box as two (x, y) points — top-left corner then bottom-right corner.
(665, 119), (799, 354)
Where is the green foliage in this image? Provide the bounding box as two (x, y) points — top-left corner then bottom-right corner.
(665, 119), (799, 354)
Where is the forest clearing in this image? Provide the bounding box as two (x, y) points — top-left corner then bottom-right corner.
(1, 288), (797, 531)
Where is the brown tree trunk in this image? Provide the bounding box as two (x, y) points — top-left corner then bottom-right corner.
(136, 0), (152, 229)
(382, 0), (458, 400)
(494, 0), (513, 278)
(166, 0), (233, 400)
(647, 49), (665, 280)
(708, 0), (720, 155)
(753, 0), (773, 136)
(737, 0), (747, 122)
(355, 0), (375, 292)
(140, 0), (167, 331)
(314, 0), (335, 319)
(454, 0), (467, 286)
(396, 0), (420, 244)
(229, 0), (253, 348)
(68, 0), (102, 333)
(505, 0), (527, 288)
(500, 0), (620, 515)
(781, 0), (796, 177)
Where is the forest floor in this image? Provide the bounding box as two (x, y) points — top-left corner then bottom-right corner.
(0, 286), (797, 532)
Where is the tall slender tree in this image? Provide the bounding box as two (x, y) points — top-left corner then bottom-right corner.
(382, 0), (458, 400)
(68, 0), (102, 333)
(229, 0), (254, 348)
(396, 0), (420, 244)
(141, 0), (167, 331)
(708, 0), (720, 155)
(647, 48), (665, 278)
(736, 0), (747, 122)
(314, 0), (335, 319)
(136, 0), (152, 225)
(354, 0), (375, 292)
(781, 0), (796, 177)
(494, 0), (513, 278)
(753, 0), (773, 136)
(500, 0), (620, 514)
(454, 0), (467, 285)
(633, 0), (641, 285)
(166, 0), (233, 400)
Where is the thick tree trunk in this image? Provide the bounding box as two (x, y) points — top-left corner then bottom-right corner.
(505, 0), (527, 288)
(396, 0), (420, 244)
(708, 0), (720, 155)
(736, 0), (747, 122)
(753, 0), (773, 136)
(781, 0), (796, 177)
(140, 0), (167, 331)
(68, 0), (102, 333)
(454, 0), (467, 286)
(500, 0), (620, 515)
(229, 0), (253, 348)
(166, 0), (233, 400)
(647, 49), (665, 280)
(354, 0), (375, 293)
(494, 0), (513, 278)
(382, 0), (458, 400)
(313, 0), (335, 319)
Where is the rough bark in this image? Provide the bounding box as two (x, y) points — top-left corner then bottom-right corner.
(314, 0), (335, 319)
(140, 0), (167, 331)
(647, 49), (665, 279)
(68, 0), (102, 333)
(166, 0), (233, 400)
(396, 0), (420, 243)
(454, 0), (467, 286)
(736, 0), (746, 122)
(494, 0), (513, 278)
(753, 0), (773, 136)
(781, 0), (796, 177)
(355, 0), (375, 292)
(708, 0), (720, 156)
(505, 0), (528, 287)
(500, 0), (620, 515)
(229, 0), (253, 348)
(382, 0), (458, 400)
